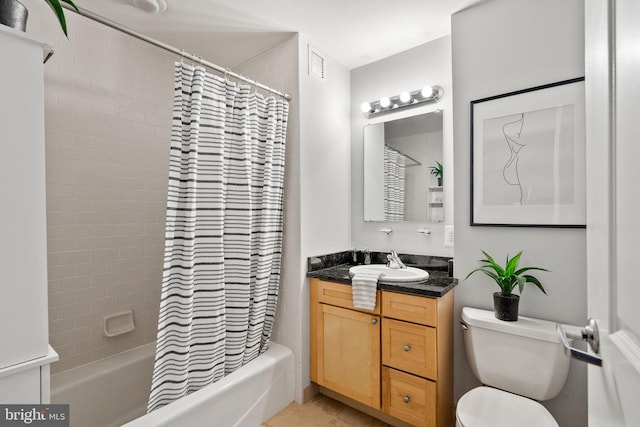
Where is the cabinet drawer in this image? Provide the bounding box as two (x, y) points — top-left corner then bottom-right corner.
(382, 318), (437, 379)
(314, 279), (380, 314)
(382, 367), (436, 427)
(382, 291), (437, 326)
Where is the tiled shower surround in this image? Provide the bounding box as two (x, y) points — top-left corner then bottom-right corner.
(28, 6), (174, 373)
(26, 4), (298, 374)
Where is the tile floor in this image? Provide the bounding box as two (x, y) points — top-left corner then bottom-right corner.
(263, 394), (392, 427)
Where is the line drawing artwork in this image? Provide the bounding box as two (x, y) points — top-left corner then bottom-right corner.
(482, 105), (575, 208)
(502, 113), (526, 205)
(471, 77), (586, 226)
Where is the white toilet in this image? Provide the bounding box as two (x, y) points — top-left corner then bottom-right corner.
(456, 307), (571, 427)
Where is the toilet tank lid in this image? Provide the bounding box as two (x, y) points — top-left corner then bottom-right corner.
(462, 307), (559, 343)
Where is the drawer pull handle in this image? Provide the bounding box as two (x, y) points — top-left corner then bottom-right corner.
(403, 344), (411, 352)
(371, 318), (377, 324)
(403, 396), (410, 404)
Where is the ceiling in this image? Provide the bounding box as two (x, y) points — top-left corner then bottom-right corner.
(77, 0), (480, 70)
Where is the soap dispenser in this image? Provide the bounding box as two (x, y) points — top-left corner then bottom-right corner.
(350, 244), (358, 265)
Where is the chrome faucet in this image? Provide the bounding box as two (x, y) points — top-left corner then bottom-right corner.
(386, 250), (406, 269)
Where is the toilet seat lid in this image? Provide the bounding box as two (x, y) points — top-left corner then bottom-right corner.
(457, 387), (558, 427)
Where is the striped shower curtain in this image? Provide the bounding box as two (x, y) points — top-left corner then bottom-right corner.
(147, 63), (289, 412)
(383, 146), (406, 221)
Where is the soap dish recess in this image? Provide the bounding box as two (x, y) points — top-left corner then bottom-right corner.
(103, 310), (135, 337)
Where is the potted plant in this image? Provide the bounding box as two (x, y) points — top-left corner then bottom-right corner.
(429, 161), (443, 186)
(465, 250), (548, 321)
(0, 0), (79, 36)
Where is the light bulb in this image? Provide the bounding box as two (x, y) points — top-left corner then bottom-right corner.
(421, 86), (434, 98)
(399, 91), (411, 103)
(380, 97), (391, 108)
(360, 102), (372, 113)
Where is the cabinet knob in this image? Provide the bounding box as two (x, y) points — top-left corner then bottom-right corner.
(371, 318), (377, 324)
(403, 344), (411, 352)
(403, 396), (410, 404)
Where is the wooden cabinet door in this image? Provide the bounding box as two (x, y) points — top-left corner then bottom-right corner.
(316, 304), (381, 409)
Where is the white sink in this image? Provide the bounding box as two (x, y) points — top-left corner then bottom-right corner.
(349, 264), (429, 284)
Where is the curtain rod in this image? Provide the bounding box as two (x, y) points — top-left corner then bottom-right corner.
(62, 4), (292, 101)
(385, 145), (422, 167)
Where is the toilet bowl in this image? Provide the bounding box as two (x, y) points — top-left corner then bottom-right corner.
(455, 386), (558, 427)
(457, 307), (571, 427)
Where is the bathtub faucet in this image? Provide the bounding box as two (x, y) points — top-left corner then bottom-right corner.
(386, 250), (406, 269)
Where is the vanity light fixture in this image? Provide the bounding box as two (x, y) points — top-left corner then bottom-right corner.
(361, 102), (374, 114)
(362, 85), (443, 118)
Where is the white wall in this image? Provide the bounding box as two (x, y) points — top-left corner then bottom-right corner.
(242, 36), (351, 402)
(452, 1), (587, 426)
(351, 36), (454, 257)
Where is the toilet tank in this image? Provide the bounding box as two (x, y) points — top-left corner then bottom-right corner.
(461, 307), (570, 401)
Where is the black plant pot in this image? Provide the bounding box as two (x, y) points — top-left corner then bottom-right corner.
(493, 292), (519, 321)
(437, 177), (443, 187)
(0, 0), (28, 32)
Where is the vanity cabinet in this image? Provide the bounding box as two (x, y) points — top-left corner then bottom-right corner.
(310, 278), (453, 426)
(310, 279), (381, 408)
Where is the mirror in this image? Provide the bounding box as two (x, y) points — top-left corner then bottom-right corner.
(363, 111), (443, 222)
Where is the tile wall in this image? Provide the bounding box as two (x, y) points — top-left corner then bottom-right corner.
(28, 4), (174, 373)
(27, 4), (300, 374)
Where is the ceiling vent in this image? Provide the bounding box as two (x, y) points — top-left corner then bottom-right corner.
(308, 46), (326, 81)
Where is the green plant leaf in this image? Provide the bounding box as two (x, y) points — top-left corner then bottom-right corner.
(60, 0), (79, 11)
(466, 249), (548, 297)
(514, 266), (550, 275)
(480, 250), (505, 276)
(480, 270), (501, 286)
(465, 266), (496, 281)
(44, 0), (79, 38)
(428, 161), (443, 178)
(505, 251), (522, 276)
(523, 274), (547, 295)
(517, 275), (526, 293)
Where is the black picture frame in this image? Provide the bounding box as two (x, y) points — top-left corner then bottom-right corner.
(470, 77), (586, 228)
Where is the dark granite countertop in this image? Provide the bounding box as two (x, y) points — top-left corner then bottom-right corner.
(306, 251), (458, 298)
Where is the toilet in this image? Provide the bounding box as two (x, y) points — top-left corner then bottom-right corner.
(456, 307), (571, 427)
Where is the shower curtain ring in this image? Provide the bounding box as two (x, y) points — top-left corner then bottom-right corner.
(180, 49), (185, 64)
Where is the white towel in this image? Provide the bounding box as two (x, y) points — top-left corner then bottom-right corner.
(351, 272), (380, 311)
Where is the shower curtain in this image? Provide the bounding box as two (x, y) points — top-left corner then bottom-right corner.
(383, 146), (406, 221)
(147, 63), (289, 412)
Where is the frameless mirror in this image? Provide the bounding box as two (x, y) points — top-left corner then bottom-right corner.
(363, 111), (444, 222)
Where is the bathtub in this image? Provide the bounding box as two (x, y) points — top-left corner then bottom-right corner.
(51, 344), (155, 427)
(51, 342), (294, 427)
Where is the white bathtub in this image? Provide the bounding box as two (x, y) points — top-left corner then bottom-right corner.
(51, 342), (294, 427)
(51, 344), (155, 427)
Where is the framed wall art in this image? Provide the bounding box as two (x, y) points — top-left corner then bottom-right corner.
(470, 77), (586, 227)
